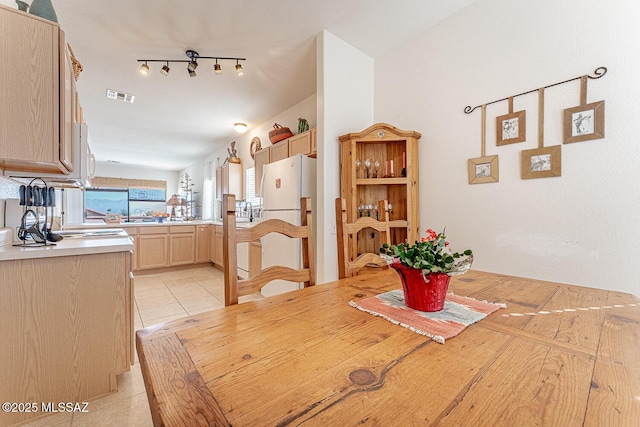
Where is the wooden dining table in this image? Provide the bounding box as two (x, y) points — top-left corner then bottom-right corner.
(136, 269), (640, 426)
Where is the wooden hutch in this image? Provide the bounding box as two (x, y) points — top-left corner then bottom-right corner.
(338, 123), (421, 255)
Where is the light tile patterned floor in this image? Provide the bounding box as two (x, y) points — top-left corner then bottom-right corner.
(22, 265), (248, 427)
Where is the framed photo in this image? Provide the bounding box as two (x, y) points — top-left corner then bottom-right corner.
(105, 213), (122, 223)
(521, 145), (561, 179)
(563, 100), (604, 144)
(496, 110), (526, 146)
(468, 155), (499, 184)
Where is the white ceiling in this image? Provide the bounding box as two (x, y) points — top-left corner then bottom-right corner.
(41, 0), (477, 171)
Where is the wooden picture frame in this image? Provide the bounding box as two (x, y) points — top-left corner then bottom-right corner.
(563, 100), (605, 144)
(105, 213), (122, 223)
(521, 145), (561, 179)
(468, 155), (499, 184)
(496, 110), (526, 145)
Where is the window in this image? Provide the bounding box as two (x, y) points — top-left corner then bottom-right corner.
(85, 187), (166, 222)
(245, 167), (261, 207)
(128, 188), (166, 219)
(85, 189), (128, 222)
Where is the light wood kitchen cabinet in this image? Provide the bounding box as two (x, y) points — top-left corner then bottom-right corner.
(169, 225), (196, 266)
(338, 123), (421, 255)
(270, 138), (289, 162)
(0, 5), (75, 174)
(0, 251), (132, 426)
(127, 227), (139, 270)
(138, 226), (169, 269)
(254, 146), (270, 197)
(288, 129), (316, 157)
(310, 128), (317, 157)
(217, 162), (244, 200)
(196, 224), (210, 263)
(213, 225), (223, 266)
(60, 40), (76, 171)
(209, 225), (217, 264)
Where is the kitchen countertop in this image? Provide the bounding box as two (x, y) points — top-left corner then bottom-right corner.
(0, 229), (134, 262)
(64, 220), (213, 228)
(63, 219), (261, 228)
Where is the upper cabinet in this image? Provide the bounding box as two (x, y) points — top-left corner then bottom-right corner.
(289, 128), (316, 158)
(338, 123), (422, 252)
(217, 162), (243, 200)
(0, 5), (75, 174)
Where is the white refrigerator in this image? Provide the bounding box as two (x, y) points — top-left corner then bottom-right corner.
(260, 154), (317, 297)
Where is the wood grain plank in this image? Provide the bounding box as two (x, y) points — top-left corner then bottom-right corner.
(584, 292), (640, 426)
(437, 338), (595, 426)
(258, 328), (510, 426)
(137, 333), (229, 427)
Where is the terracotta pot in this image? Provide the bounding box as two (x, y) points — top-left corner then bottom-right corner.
(390, 261), (451, 312)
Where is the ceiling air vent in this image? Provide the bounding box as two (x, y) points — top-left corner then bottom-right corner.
(106, 89), (135, 103)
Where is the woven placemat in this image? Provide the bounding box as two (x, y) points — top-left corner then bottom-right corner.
(350, 290), (505, 344)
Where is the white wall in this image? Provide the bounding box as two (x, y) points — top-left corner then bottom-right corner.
(316, 30), (374, 283)
(374, 0), (640, 296)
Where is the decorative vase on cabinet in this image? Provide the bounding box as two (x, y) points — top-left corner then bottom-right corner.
(338, 123), (421, 256)
(16, 0), (58, 22)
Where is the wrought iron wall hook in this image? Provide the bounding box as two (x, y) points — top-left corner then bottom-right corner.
(463, 66), (608, 114)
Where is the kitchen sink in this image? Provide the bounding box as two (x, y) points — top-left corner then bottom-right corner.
(57, 229), (128, 239)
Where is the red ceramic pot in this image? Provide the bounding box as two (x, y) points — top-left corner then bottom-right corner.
(390, 261), (451, 312)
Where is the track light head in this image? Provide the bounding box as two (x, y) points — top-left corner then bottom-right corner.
(214, 62), (222, 75)
(186, 50), (199, 73)
(160, 62), (170, 76)
(139, 61), (149, 75)
(235, 62), (244, 76)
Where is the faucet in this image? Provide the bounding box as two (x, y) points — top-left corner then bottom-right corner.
(244, 202), (253, 222)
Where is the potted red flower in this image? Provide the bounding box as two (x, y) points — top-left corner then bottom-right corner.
(380, 229), (473, 311)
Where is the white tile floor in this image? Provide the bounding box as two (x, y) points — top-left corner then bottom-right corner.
(22, 265), (255, 427)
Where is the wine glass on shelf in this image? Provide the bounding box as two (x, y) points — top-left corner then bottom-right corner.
(364, 159), (371, 178)
(374, 160), (380, 178)
(355, 159), (361, 179)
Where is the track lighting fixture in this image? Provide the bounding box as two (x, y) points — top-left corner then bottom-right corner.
(160, 62), (170, 76)
(139, 61), (149, 75)
(137, 50), (246, 78)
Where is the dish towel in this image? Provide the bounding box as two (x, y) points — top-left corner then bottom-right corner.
(350, 289), (505, 344)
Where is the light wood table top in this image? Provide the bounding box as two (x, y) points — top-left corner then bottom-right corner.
(136, 270), (640, 426)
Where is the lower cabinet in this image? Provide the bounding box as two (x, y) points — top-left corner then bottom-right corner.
(169, 226), (196, 266)
(138, 227), (170, 269)
(196, 225), (210, 263)
(213, 225), (223, 267)
(0, 251), (132, 426)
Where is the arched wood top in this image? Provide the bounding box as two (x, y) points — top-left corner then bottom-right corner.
(338, 123), (422, 143)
